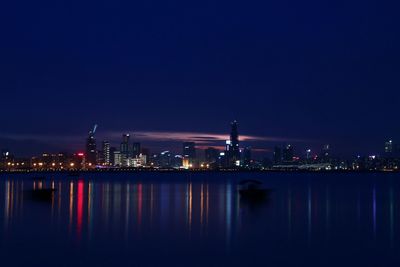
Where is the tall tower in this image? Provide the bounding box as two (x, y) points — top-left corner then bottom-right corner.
(86, 124), (98, 166)
(228, 120), (240, 167)
(182, 142), (196, 168)
(121, 134), (130, 156)
(120, 134), (131, 167)
(102, 141), (111, 165)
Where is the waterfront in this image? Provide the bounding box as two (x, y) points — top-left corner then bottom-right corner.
(1, 172), (400, 266)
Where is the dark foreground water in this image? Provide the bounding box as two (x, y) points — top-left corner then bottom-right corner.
(0, 172), (400, 266)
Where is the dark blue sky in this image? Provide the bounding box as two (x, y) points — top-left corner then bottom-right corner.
(0, 0), (399, 158)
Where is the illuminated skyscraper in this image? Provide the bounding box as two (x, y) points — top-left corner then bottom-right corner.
(306, 149), (312, 160)
(109, 147), (116, 165)
(385, 140), (394, 153)
(183, 142), (196, 168)
(86, 125), (98, 166)
(120, 134), (130, 162)
(113, 151), (122, 166)
(227, 120), (240, 167)
(384, 140), (400, 158)
(102, 141), (111, 165)
(0, 149), (13, 169)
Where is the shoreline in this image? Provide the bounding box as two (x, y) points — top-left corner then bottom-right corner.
(0, 169), (399, 175)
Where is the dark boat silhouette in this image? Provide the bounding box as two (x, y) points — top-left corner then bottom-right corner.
(25, 188), (56, 202)
(238, 179), (271, 200)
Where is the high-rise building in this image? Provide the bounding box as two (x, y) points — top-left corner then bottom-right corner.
(384, 140), (400, 158)
(385, 140), (394, 153)
(243, 147), (252, 166)
(183, 142), (196, 168)
(113, 151), (122, 167)
(120, 134), (131, 163)
(227, 120), (240, 167)
(218, 151), (227, 168)
(172, 155), (183, 168)
(132, 142), (141, 157)
(109, 147), (116, 166)
(273, 146), (282, 165)
(127, 153), (147, 167)
(283, 144), (294, 162)
(102, 141), (111, 165)
(205, 147), (219, 164)
(321, 144), (331, 162)
(159, 151), (173, 168)
(306, 149), (312, 160)
(141, 148), (150, 162)
(1, 149), (11, 162)
(1, 149), (13, 169)
(86, 125), (98, 166)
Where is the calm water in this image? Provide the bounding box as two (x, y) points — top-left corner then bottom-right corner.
(0, 172), (400, 266)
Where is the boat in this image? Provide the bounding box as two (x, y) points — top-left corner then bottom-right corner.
(26, 188), (56, 202)
(238, 179), (271, 200)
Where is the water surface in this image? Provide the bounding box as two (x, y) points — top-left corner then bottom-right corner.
(0, 172), (399, 266)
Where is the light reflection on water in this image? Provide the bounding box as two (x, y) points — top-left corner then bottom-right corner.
(0, 172), (400, 266)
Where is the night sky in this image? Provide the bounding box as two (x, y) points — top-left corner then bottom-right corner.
(1, 0), (399, 158)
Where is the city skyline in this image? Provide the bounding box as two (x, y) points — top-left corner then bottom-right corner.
(0, 121), (399, 160)
(1, 120), (400, 172)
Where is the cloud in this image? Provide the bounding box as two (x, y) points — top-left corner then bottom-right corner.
(103, 131), (300, 144)
(195, 145), (271, 153)
(0, 130), (305, 155)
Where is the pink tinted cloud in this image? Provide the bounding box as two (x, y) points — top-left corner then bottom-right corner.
(196, 145), (271, 153)
(105, 131), (299, 143)
(0, 131), (303, 153)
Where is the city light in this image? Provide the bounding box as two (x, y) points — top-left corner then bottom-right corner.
(0, 122), (399, 172)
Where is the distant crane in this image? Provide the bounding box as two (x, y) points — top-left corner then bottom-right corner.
(89, 124), (98, 135)
(86, 124), (98, 166)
